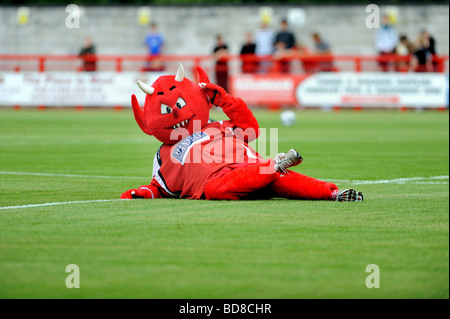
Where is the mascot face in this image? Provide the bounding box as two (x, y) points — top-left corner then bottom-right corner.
(131, 63), (212, 145)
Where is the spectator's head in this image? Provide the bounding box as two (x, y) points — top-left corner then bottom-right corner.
(382, 14), (391, 26)
(83, 36), (92, 48)
(280, 19), (289, 30)
(417, 33), (430, 48)
(399, 35), (409, 44)
(151, 23), (157, 32)
(312, 32), (321, 44)
(244, 32), (253, 43)
(216, 35), (224, 45)
(420, 28), (430, 40)
(275, 41), (286, 51)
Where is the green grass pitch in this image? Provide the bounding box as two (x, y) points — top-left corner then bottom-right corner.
(0, 107), (448, 299)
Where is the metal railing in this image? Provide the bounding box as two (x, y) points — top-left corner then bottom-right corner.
(0, 54), (447, 74)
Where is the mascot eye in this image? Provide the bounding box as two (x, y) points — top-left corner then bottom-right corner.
(161, 104), (172, 114)
(175, 97), (186, 109)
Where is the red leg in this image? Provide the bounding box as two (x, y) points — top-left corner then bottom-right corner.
(270, 170), (338, 200)
(205, 161), (279, 200)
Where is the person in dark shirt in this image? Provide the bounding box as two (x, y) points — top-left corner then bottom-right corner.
(213, 35), (229, 91)
(240, 32), (257, 73)
(274, 20), (296, 73)
(411, 32), (433, 72)
(79, 36), (96, 72)
(420, 28), (438, 71)
(274, 19), (296, 50)
(421, 29), (436, 55)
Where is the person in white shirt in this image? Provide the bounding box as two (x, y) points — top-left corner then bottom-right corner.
(375, 14), (398, 71)
(255, 22), (275, 73)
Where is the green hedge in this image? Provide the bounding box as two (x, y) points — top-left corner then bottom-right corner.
(2, 0), (449, 6)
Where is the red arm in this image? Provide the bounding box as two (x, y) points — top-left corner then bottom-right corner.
(201, 83), (259, 142)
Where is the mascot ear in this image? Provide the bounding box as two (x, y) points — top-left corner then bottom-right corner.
(131, 94), (152, 136)
(195, 66), (210, 84)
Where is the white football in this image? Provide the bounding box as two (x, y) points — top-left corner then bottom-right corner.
(280, 110), (296, 126)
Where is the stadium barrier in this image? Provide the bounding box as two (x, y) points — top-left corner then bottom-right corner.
(0, 54), (448, 109)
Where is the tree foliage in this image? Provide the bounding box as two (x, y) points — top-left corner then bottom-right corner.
(2, 0), (449, 6)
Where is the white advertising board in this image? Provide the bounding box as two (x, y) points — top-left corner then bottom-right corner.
(1, 71), (448, 108)
(0, 72), (164, 107)
(296, 72), (449, 108)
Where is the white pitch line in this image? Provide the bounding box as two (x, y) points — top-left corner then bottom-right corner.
(326, 175), (449, 185)
(0, 171), (146, 180)
(0, 199), (122, 210)
(0, 175), (447, 210)
(1, 170), (448, 185)
(405, 181), (449, 185)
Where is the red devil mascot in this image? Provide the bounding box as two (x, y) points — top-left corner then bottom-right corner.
(121, 63), (363, 202)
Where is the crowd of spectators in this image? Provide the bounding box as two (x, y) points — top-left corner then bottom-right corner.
(376, 14), (438, 72)
(78, 16), (441, 80)
(212, 19), (338, 87)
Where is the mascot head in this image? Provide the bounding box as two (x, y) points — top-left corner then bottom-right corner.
(131, 63), (212, 145)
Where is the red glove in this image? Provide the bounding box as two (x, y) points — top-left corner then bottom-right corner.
(200, 82), (259, 142)
(120, 185), (157, 199)
(200, 82), (239, 109)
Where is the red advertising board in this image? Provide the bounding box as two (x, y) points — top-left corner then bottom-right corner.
(230, 74), (308, 106)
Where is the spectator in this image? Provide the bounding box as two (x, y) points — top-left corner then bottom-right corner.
(312, 32), (334, 72)
(375, 14), (398, 72)
(79, 36), (96, 72)
(273, 41), (292, 73)
(411, 32), (433, 72)
(144, 23), (164, 71)
(395, 35), (414, 72)
(240, 32), (257, 73)
(420, 28), (436, 55)
(145, 23), (164, 55)
(420, 28), (438, 71)
(312, 32), (331, 55)
(213, 35), (229, 91)
(274, 19), (296, 50)
(396, 35), (414, 55)
(273, 19), (296, 73)
(255, 21), (275, 73)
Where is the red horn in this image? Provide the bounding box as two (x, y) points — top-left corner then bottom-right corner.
(195, 66), (210, 84)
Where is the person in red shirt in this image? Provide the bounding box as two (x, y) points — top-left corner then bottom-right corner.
(121, 63), (363, 202)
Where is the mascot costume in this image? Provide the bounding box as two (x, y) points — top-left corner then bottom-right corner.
(121, 63), (363, 202)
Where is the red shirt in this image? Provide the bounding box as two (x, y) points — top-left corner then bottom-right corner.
(152, 120), (262, 199)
